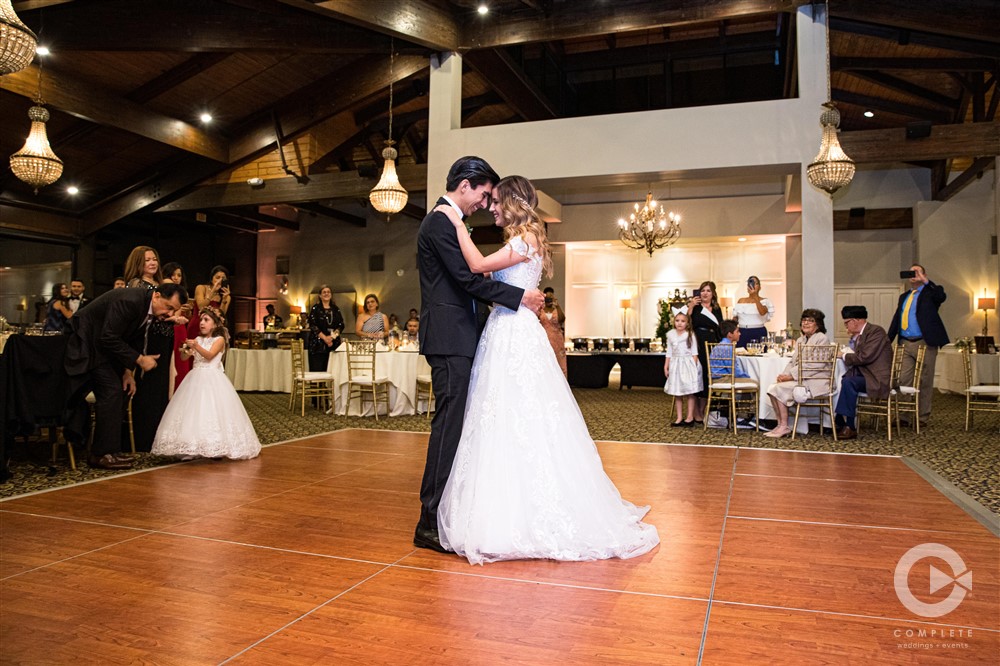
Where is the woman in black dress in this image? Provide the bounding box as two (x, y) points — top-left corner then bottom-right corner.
(687, 280), (723, 422)
(308, 285), (346, 372)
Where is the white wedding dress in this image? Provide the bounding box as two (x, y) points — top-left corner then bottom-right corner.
(438, 237), (660, 564)
(152, 336), (261, 460)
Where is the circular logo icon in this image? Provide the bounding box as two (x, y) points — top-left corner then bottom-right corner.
(894, 543), (972, 618)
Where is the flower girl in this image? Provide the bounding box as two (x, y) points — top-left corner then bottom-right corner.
(152, 308), (261, 460)
(663, 313), (702, 427)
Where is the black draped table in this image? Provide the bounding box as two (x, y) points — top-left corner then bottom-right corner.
(567, 352), (666, 389)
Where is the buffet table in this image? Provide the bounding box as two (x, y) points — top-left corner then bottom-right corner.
(566, 352), (666, 389)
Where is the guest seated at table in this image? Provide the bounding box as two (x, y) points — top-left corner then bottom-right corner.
(835, 305), (893, 440)
(405, 317), (419, 337)
(733, 275), (774, 347)
(262, 304), (283, 329)
(708, 320), (755, 429)
(309, 285), (345, 371)
(43, 283), (74, 333)
(356, 293), (389, 341)
(764, 309), (830, 438)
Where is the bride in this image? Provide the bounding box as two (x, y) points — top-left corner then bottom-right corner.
(433, 175), (660, 565)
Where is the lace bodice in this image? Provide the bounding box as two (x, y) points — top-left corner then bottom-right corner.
(192, 336), (224, 370)
(491, 237), (542, 306)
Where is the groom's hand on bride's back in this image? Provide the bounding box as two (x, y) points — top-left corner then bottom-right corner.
(522, 289), (544, 313)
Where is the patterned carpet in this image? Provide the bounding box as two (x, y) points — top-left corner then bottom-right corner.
(2, 382), (997, 515)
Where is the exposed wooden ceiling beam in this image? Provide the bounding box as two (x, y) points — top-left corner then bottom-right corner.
(829, 0), (1000, 46)
(463, 49), (557, 121)
(296, 202), (366, 227)
(275, 0), (461, 51)
(24, 0), (400, 53)
(3, 65), (228, 162)
(839, 121), (1000, 164)
(833, 207), (912, 230)
(230, 206), (300, 231)
(0, 202), (80, 239)
(832, 89), (953, 123)
(155, 164), (427, 212)
(461, 0), (808, 49)
(839, 71), (959, 111)
(12, 1), (73, 9)
(831, 57), (996, 72)
(935, 156), (995, 201)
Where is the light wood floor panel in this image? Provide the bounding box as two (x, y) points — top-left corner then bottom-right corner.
(0, 532), (382, 665)
(729, 473), (991, 534)
(1, 430), (995, 664)
(0, 512), (145, 579)
(231, 566), (707, 665)
(702, 602), (999, 665)
(713, 519), (999, 629)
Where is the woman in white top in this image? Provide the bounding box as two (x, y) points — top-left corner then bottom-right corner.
(732, 275), (773, 347)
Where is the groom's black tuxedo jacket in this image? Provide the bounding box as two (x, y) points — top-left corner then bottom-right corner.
(417, 197), (524, 358)
(64, 287), (153, 377)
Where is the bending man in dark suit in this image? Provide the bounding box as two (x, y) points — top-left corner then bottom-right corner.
(65, 283), (187, 470)
(886, 264), (948, 425)
(835, 305), (893, 440)
(415, 156), (544, 552)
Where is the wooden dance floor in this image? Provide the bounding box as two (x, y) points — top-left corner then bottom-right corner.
(1, 430), (997, 664)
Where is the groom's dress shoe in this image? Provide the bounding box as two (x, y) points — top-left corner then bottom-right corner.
(88, 454), (134, 470)
(413, 526), (450, 553)
(111, 453), (136, 463)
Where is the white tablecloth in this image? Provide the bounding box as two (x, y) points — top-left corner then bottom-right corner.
(934, 349), (1000, 394)
(740, 352), (845, 432)
(223, 346), (431, 417)
(225, 348), (292, 392)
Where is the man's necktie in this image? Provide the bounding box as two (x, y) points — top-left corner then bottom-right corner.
(900, 290), (916, 331)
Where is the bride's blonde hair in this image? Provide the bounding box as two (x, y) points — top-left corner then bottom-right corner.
(496, 175), (552, 278)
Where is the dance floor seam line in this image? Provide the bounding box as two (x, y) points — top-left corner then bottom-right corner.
(737, 445), (900, 458)
(725, 515), (982, 534)
(710, 599), (1000, 634)
(0, 530), (151, 582)
(733, 472), (913, 484)
(696, 447), (742, 664)
(152, 530), (398, 567)
(218, 554), (411, 665)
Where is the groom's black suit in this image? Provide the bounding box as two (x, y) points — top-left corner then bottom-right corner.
(416, 198), (524, 531)
(64, 288), (153, 457)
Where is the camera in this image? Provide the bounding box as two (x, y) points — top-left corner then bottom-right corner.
(899, 270), (916, 279)
(544, 296), (553, 305)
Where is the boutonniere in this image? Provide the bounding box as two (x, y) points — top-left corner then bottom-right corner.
(465, 222), (474, 235)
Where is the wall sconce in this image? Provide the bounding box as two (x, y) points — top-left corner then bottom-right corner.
(288, 305), (303, 329)
(619, 296), (631, 337)
(719, 296), (734, 317)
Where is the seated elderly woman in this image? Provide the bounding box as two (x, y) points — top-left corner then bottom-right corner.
(764, 309), (831, 438)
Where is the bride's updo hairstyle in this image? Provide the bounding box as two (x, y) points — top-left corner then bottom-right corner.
(496, 175), (553, 278)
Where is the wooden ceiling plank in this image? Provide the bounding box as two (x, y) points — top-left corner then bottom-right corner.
(463, 49), (557, 121)
(832, 89), (952, 123)
(275, 0), (461, 51)
(296, 202), (365, 227)
(935, 156), (995, 201)
(829, 0), (1000, 47)
(0, 202), (81, 239)
(832, 57), (996, 72)
(841, 71), (959, 111)
(3, 65), (228, 162)
(155, 164), (427, 212)
(462, 0), (809, 49)
(839, 121), (1000, 163)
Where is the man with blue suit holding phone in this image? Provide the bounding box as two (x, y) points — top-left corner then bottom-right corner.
(887, 264), (948, 426)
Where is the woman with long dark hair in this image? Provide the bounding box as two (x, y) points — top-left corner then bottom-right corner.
(308, 285), (346, 371)
(162, 262), (194, 391)
(687, 280), (723, 422)
(43, 283), (73, 333)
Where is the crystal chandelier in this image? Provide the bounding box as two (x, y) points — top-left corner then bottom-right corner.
(0, 0), (37, 75)
(617, 191), (681, 257)
(806, 1), (855, 195)
(10, 94), (63, 194)
(369, 40), (408, 216)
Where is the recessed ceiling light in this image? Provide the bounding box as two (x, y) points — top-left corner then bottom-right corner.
(863, 110), (874, 118)
(737, 237), (747, 242)
(67, 186), (79, 195)
(199, 112), (213, 123)
(477, 4), (488, 14)
(35, 45), (50, 56)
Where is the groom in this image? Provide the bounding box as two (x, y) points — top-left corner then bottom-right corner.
(415, 156), (544, 552)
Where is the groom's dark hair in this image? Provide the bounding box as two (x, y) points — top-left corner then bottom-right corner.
(446, 156), (500, 191)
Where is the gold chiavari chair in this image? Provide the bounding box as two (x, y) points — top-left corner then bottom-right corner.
(855, 342), (905, 440)
(415, 373), (434, 419)
(791, 343), (839, 440)
(344, 339), (391, 420)
(704, 341), (759, 434)
(962, 347), (1000, 430)
(289, 339), (334, 416)
(894, 344), (926, 434)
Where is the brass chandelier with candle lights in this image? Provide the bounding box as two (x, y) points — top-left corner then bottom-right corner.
(617, 191), (681, 256)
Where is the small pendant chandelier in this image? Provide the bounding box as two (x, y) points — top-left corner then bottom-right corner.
(617, 190), (681, 257)
(806, 1), (855, 195)
(369, 40), (408, 217)
(0, 0), (37, 75)
(10, 83), (63, 194)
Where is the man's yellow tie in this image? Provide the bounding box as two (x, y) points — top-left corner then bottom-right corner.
(901, 290), (916, 331)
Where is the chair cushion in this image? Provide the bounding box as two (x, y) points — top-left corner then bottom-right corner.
(967, 385), (1000, 395)
(301, 371), (333, 381)
(711, 381), (758, 390)
(350, 375), (389, 385)
(416, 374), (432, 383)
(898, 386), (919, 395)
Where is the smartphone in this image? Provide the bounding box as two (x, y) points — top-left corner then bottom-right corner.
(692, 289), (700, 298)
(899, 270), (916, 279)
(220, 278), (230, 288)
(544, 297), (553, 305)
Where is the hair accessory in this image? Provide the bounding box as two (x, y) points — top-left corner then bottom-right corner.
(511, 193), (532, 209)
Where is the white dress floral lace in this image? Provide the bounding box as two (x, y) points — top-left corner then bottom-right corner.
(152, 336), (261, 460)
(438, 237), (660, 564)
